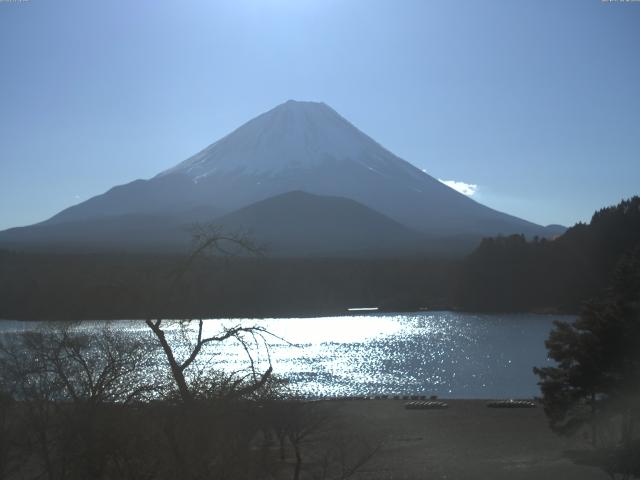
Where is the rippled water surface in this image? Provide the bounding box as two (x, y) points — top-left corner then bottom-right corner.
(0, 312), (569, 398)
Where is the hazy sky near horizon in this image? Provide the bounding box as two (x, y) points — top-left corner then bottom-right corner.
(1, 0), (639, 230)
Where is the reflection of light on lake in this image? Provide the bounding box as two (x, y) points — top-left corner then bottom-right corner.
(0, 312), (571, 399)
(201, 315), (405, 345)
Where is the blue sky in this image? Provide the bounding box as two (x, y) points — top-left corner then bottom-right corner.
(1, 0), (639, 230)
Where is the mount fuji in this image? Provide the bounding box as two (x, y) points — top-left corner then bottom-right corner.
(0, 100), (563, 255)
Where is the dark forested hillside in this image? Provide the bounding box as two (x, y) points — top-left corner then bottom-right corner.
(2, 197), (638, 319)
(456, 197), (640, 312)
(0, 251), (457, 320)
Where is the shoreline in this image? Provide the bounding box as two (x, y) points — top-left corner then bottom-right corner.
(0, 308), (578, 322)
(319, 398), (607, 479)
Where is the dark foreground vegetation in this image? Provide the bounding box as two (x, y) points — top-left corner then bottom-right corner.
(0, 316), (635, 480)
(533, 244), (640, 479)
(0, 197), (638, 319)
(0, 321), (379, 480)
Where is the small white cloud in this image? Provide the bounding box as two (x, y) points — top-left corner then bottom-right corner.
(438, 179), (478, 196)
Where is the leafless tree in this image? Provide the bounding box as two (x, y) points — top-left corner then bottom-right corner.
(145, 224), (273, 405)
(0, 390), (22, 480)
(0, 226), (381, 480)
(144, 318), (273, 405)
(0, 325), (159, 480)
(316, 433), (381, 480)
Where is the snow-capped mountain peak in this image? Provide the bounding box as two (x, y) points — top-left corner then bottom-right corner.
(158, 99), (405, 180)
(30, 99), (553, 243)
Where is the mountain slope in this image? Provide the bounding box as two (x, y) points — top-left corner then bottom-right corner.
(214, 191), (426, 256)
(0, 207), (219, 253)
(0, 192), (426, 256)
(40, 100), (553, 238)
(0, 100), (564, 255)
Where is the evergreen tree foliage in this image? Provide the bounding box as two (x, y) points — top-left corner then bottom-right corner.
(534, 246), (640, 478)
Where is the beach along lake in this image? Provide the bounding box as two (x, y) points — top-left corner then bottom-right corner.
(0, 312), (570, 399)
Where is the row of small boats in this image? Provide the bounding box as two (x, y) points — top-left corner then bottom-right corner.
(404, 399), (537, 409)
(322, 396), (538, 409)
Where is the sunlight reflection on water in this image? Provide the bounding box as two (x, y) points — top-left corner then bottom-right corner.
(0, 312), (570, 398)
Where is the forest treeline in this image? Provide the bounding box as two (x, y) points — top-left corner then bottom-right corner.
(456, 196), (640, 312)
(0, 253), (456, 320)
(0, 197), (638, 319)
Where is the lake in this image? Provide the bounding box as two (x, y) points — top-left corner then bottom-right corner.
(0, 312), (569, 399)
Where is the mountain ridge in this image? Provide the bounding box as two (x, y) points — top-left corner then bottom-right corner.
(0, 191), (428, 256)
(213, 190), (427, 256)
(0, 100), (565, 255)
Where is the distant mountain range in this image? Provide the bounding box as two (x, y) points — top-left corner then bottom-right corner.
(0, 100), (565, 256)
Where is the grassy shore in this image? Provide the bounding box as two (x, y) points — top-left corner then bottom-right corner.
(325, 399), (607, 480)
